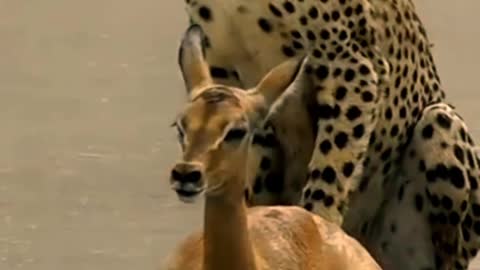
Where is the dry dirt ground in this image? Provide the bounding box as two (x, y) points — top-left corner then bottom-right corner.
(0, 1), (479, 269)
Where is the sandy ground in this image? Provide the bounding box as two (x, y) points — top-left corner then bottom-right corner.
(0, 1), (479, 269)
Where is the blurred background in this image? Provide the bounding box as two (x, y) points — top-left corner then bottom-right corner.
(0, 0), (479, 269)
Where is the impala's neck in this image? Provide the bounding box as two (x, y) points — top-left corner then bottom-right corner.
(203, 190), (257, 270)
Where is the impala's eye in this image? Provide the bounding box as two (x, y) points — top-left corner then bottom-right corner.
(173, 124), (185, 143)
(223, 128), (247, 142)
(177, 129), (184, 139)
(177, 127), (185, 139)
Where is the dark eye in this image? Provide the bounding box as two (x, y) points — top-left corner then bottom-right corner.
(223, 128), (247, 142)
(176, 127), (185, 141)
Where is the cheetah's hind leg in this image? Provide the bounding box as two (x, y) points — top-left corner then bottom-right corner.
(361, 173), (435, 270)
(399, 102), (479, 269)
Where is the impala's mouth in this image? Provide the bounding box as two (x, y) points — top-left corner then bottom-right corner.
(171, 181), (204, 203)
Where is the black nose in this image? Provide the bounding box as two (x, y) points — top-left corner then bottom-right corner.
(171, 169), (202, 183)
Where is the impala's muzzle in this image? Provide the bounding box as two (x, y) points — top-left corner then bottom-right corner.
(170, 162), (205, 203)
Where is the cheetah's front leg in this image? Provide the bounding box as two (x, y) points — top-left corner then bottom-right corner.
(300, 51), (385, 225)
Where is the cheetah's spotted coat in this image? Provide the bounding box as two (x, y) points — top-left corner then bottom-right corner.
(180, 0), (480, 269)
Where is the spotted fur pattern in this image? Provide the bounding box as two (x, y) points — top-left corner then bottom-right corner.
(183, 0), (480, 268)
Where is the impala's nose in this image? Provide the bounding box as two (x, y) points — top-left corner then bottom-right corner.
(170, 162), (204, 203)
(171, 163), (202, 183)
(171, 167), (202, 183)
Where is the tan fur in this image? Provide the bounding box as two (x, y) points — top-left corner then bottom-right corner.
(164, 124), (381, 270)
(165, 206), (383, 270)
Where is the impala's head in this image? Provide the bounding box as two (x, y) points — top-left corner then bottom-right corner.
(169, 24), (308, 203)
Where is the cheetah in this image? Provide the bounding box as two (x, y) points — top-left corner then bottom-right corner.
(170, 0), (480, 269)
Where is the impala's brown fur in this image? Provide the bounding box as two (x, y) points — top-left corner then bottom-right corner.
(169, 25), (311, 205)
(164, 25), (381, 270)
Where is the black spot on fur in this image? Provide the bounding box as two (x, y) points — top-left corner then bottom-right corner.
(198, 6), (212, 21)
(315, 65), (329, 80)
(342, 162), (354, 177)
(265, 173), (284, 193)
(283, 1), (295, 13)
(307, 30), (316, 41)
(311, 169), (321, 179)
(441, 196), (453, 210)
(308, 7), (318, 19)
(320, 29), (330, 40)
(339, 30), (348, 41)
(316, 104), (340, 119)
(257, 18), (272, 33)
(449, 166), (465, 188)
(324, 195), (334, 207)
(322, 166), (337, 184)
(335, 86), (347, 100)
(361, 91), (374, 102)
(346, 106), (362, 121)
(449, 212), (460, 225)
(331, 10), (340, 21)
(334, 132), (349, 149)
(344, 68), (356, 82)
(436, 113), (452, 129)
(469, 174), (479, 190)
(359, 64), (370, 75)
(269, 4), (283, 17)
(319, 140), (332, 154)
(303, 188), (311, 199)
(304, 202), (313, 211)
(454, 145), (465, 164)
(353, 124), (365, 138)
(299, 16), (308, 25)
(312, 189), (325, 201)
(422, 124), (434, 139)
(282, 45), (296, 57)
(291, 30), (301, 39)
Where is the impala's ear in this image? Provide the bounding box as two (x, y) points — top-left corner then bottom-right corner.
(252, 56), (308, 107)
(178, 24), (213, 98)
